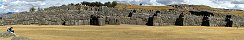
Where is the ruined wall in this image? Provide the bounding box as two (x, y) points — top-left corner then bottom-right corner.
(232, 16), (244, 27)
(209, 16), (226, 27)
(1, 6), (244, 27)
(184, 15), (202, 26)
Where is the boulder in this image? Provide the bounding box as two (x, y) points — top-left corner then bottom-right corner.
(0, 32), (15, 38)
(11, 36), (29, 40)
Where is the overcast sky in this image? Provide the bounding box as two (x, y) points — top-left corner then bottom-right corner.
(0, 0), (244, 13)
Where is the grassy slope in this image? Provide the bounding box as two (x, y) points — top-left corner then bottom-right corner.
(0, 25), (244, 40)
(114, 4), (244, 16)
(115, 4), (174, 11)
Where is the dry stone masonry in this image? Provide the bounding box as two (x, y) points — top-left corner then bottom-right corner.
(0, 4), (243, 27)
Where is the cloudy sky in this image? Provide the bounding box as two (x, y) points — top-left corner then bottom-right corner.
(0, 0), (244, 13)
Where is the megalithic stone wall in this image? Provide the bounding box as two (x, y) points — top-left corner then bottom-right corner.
(119, 17), (147, 25)
(160, 14), (179, 26)
(1, 5), (244, 27)
(106, 16), (120, 25)
(232, 16), (244, 27)
(153, 16), (163, 26)
(98, 18), (105, 26)
(209, 16), (226, 27)
(184, 15), (202, 26)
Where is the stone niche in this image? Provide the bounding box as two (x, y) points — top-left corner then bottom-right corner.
(90, 15), (105, 26)
(175, 13), (184, 26)
(146, 16), (155, 26)
(201, 16), (210, 26)
(225, 15), (233, 27)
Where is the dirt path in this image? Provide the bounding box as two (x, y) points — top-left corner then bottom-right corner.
(0, 25), (244, 40)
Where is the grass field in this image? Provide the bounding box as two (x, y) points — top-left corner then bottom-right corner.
(1, 25), (244, 40)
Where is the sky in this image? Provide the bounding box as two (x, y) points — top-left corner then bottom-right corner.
(0, 0), (244, 13)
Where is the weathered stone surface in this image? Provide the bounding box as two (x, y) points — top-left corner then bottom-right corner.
(106, 17), (120, 25)
(209, 16), (226, 27)
(184, 15), (202, 26)
(0, 4), (244, 27)
(11, 36), (29, 40)
(0, 32), (15, 38)
(160, 14), (178, 26)
(98, 18), (105, 26)
(232, 16), (244, 27)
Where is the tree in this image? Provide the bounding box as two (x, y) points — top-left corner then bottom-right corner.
(94, 2), (103, 7)
(30, 7), (36, 12)
(81, 1), (91, 6)
(111, 1), (118, 7)
(75, 3), (81, 6)
(81, 1), (117, 7)
(90, 2), (96, 7)
(104, 2), (111, 6)
(38, 8), (43, 11)
(139, 3), (143, 6)
(69, 3), (74, 6)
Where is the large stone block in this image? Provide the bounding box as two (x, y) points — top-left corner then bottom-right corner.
(209, 16), (226, 27)
(233, 16), (244, 27)
(106, 17), (120, 25)
(98, 18), (105, 26)
(184, 15), (202, 26)
(160, 14), (178, 26)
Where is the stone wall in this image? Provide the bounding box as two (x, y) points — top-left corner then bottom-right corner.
(184, 15), (202, 26)
(0, 5), (244, 27)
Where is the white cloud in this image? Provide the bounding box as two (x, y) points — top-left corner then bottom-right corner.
(1, 0), (244, 13)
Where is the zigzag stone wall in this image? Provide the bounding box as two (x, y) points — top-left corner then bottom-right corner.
(0, 6), (244, 27)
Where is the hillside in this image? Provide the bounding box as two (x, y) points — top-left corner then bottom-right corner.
(0, 3), (243, 27)
(115, 4), (244, 16)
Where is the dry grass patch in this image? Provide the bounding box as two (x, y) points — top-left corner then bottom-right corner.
(0, 25), (244, 40)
